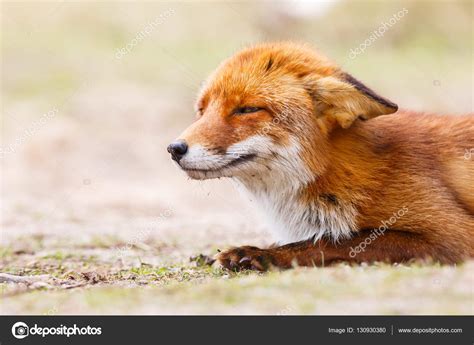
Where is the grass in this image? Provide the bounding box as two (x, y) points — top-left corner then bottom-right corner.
(1, 233), (473, 314)
(2, 253), (472, 315)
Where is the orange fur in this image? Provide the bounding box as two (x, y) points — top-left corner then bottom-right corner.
(169, 42), (474, 269)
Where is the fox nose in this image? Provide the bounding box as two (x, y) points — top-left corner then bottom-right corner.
(167, 140), (188, 162)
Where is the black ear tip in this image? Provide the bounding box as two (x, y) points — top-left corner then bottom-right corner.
(387, 102), (399, 113)
(343, 72), (398, 114)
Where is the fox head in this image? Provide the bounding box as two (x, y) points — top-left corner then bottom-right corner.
(168, 42), (397, 182)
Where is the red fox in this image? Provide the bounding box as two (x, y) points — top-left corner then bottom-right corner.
(168, 42), (474, 271)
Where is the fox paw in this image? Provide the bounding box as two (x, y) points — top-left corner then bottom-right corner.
(215, 246), (275, 271)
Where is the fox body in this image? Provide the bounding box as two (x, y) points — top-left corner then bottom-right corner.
(168, 42), (473, 270)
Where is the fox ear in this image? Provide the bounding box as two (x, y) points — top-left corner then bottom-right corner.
(314, 73), (398, 129)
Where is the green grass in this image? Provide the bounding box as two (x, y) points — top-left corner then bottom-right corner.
(2, 261), (472, 315)
(1, 232), (472, 315)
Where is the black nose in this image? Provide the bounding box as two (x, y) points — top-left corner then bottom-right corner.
(167, 140), (188, 162)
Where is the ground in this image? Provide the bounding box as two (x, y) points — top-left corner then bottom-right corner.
(2, 232), (473, 314)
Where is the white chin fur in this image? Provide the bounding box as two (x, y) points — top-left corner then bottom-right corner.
(178, 135), (275, 180)
(180, 134), (356, 242)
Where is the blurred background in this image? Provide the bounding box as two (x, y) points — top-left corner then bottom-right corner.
(1, 1), (473, 314)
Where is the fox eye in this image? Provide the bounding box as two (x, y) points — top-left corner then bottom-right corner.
(234, 106), (263, 115)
